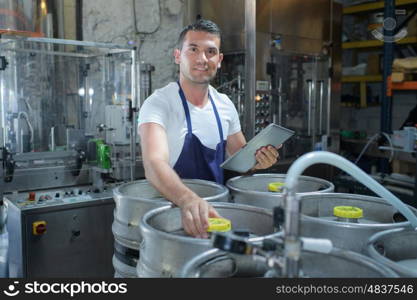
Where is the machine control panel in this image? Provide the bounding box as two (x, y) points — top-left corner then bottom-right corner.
(255, 93), (272, 134)
(4, 184), (117, 211)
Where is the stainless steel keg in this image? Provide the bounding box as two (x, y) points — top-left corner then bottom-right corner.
(0, 204), (8, 277)
(137, 202), (275, 277)
(111, 179), (229, 277)
(180, 247), (398, 278)
(227, 174), (334, 209)
(300, 193), (417, 254)
(367, 227), (417, 277)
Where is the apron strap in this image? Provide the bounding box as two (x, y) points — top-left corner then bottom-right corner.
(177, 81), (192, 133)
(177, 82), (224, 142)
(209, 93), (224, 142)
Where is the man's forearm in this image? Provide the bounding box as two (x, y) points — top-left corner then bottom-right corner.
(143, 159), (198, 206)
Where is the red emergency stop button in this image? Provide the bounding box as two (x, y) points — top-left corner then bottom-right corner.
(32, 221), (47, 235)
(28, 192), (36, 201)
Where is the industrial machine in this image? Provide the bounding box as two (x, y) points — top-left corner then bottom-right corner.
(0, 36), (142, 277)
(391, 127), (417, 153)
(5, 185), (115, 278)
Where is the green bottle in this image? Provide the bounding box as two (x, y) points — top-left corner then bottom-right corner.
(98, 144), (111, 169)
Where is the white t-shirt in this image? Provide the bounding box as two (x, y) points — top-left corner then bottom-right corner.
(138, 82), (241, 167)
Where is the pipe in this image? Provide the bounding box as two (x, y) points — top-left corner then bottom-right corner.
(17, 111), (34, 152)
(56, 0), (65, 39)
(287, 151), (417, 225)
(286, 151), (417, 227)
(50, 126), (55, 151)
(282, 151), (417, 277)
(130, 49), (138, 181)
(76, 0), (83, 40)
(244, 0), (256, 139)
(282, 191), (301, 277)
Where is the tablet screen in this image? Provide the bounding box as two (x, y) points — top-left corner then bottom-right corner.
(220, 123), (295, 173)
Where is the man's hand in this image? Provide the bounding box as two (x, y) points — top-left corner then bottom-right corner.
(140, 122), (222, 239)
(179, 195), (221, 238)
(253, 144), (281, 170)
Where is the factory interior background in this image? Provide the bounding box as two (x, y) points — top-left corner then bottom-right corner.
(0, 0), (416, 279)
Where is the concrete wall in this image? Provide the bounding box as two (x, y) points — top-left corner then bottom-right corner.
(83, 0), (185, 90)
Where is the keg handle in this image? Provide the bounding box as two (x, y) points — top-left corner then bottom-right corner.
(180, 231), (333, 278)
(212, 232), (333, 268)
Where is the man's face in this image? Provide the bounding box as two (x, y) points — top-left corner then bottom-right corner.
(174, 30), (223, 85)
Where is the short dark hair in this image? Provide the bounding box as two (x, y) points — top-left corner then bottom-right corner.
(177, 19), (222, 49)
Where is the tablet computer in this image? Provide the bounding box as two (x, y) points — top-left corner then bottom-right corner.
(220, 123), (295, 173)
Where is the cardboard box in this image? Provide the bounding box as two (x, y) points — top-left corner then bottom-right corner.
(392, 159), (416, 176)
(367, 53), (380, 75)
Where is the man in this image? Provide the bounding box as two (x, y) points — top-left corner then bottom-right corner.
(139, 19), (279, 238)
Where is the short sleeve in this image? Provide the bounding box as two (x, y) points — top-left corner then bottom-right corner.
(227, 98), (241, 136)
(138, 93), (168, 129)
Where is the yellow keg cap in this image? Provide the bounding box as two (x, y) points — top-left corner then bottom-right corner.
(207, 218), (232, 232)
(333, 206), (363, 219)
(268, 182), (285, 192)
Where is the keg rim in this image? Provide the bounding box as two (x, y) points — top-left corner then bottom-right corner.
(299, 193), (417, 228)
(140, 202), (276, 243)
(324, 247), (399, 277)
(111, 220), (142, 250)
(367, 227), (417, 277)
(226, 173), (334, 195)
(113, 179), (229, 204)
(180, 245), (399, 278)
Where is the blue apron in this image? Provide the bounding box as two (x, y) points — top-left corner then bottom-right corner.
(173, 82), (226, 184)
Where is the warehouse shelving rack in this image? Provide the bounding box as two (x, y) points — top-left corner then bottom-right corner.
(341, 0), (417, 108)
(341, 0), (417, 202)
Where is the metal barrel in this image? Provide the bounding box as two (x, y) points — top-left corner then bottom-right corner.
(112, 240), (139, 278)
(0, 204), (8, 278)
(299, 193), (417, 254)
(367, 227), (417, 277)
(180, 247), (398, 278)
(226, 173), (334, 209)
(111, 179), (229, 277)
(137, 202), (276, 277)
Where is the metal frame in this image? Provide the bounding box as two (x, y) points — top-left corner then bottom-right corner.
(0, 36), (135, 50)
(381, 0), (395, 134)
(0, 36), (140, 192)
(244, 0), (256, 139)
(130, 49), (138, 181)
